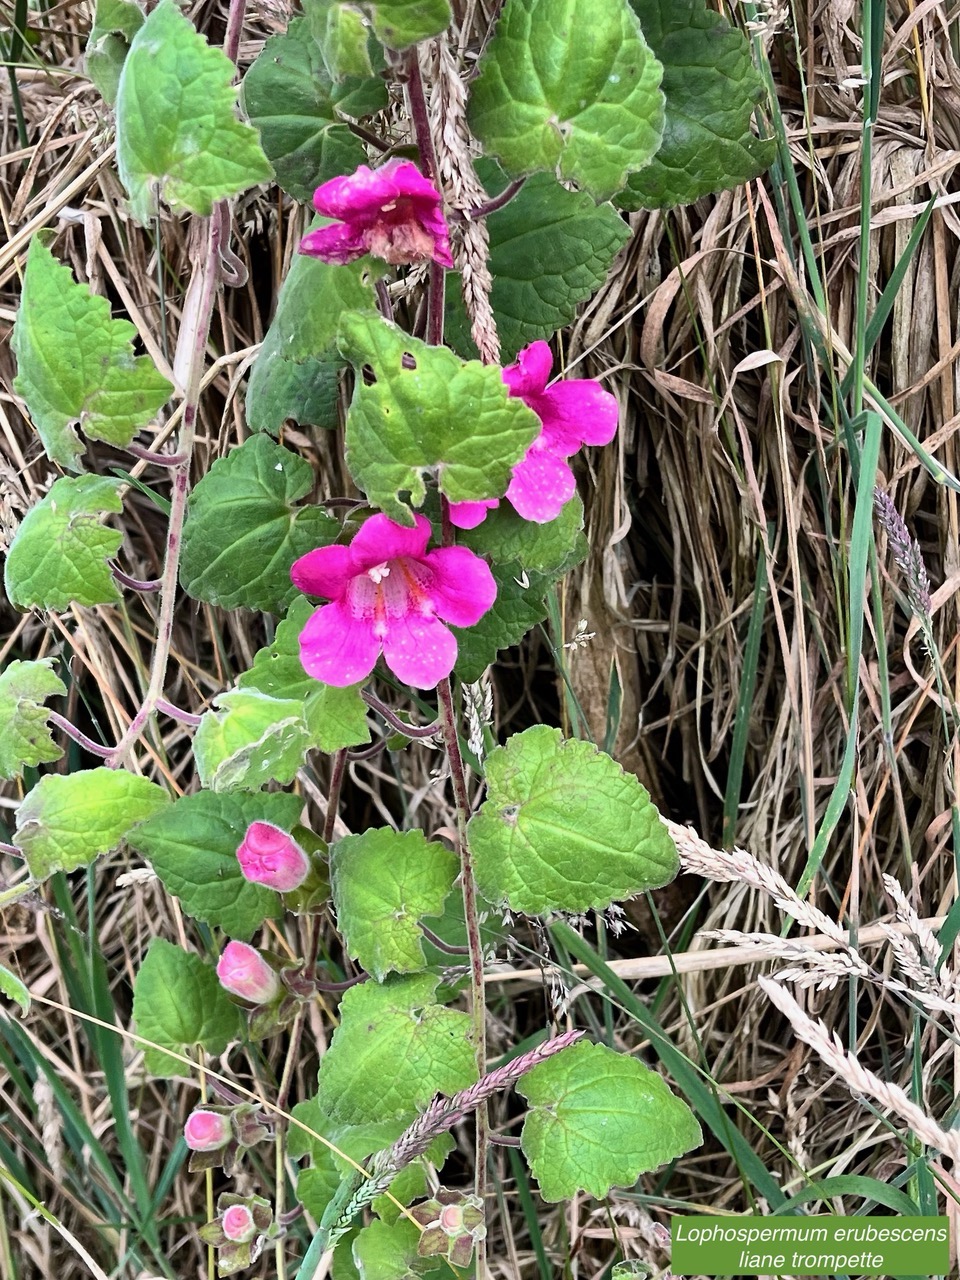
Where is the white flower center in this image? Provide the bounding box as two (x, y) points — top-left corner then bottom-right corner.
(367, 562), (391, 584)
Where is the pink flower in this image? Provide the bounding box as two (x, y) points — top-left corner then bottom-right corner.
(216, 942), (280, 1005)
(291, 514), (496, 690)
(300, 160), (454, 269)
(184, 1109), (232, 1152)
(449, 341), (619, 527)
(221, 1204), (257, 1244)
(236, 822), (309, 893)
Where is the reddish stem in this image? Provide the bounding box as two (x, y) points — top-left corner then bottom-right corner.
(323, 749), (348, 845)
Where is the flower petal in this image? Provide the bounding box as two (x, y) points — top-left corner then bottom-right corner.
(381, 613), (457, 689)
(299, 222), (367, 265)
(313, 160), (440, 221)
(506, 448), (576, 523)
(299, 601), (380, 687)
(290, 544), (354, 601)
(312, 166), (388, 220)
(349, 513), (432, 572)
(425, 547), (497, 627)
(537, 380), (619, 454)
(502, 340), (553, 400)
(447, 499), (499, 530)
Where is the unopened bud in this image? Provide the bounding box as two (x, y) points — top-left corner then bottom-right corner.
(216, 941), (280, 1004)
(236, 821), (310, 892)
(184, 1108), (232, 1152)
(221, 1204), (256, 1243)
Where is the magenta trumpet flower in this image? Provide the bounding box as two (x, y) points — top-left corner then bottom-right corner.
(449, 340), (619, 528)
(300, 160), (454, 268)
(291, 513), (496, 690)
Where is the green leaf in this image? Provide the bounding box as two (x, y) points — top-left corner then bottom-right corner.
(238, 598), (371, 752)
(0, 659), (66, 781)
(330, 828), (458, 980)
(304, 0), (382, 80)
(194, 690), (311, 792)
(339, 311), (539, 525)
(115, 0), (272, 222)
(85, 0), (144, 105)
(14, 769), (169, 881)
(617, 0), (774, 209)
(316, 974), (477, 1124)
(289, 1098), (449, 1219)
(246, 253), (377, 435)
(468, 0), (664, 200)
(133, 938), (242, 1077)
(518, 1039), (701, 1200)
(127, 790), (302, 936)
(467, 725), (678, 914)
(5, 475), (124, 610)
(12, 238), (172, 471)
(458, 495), (586, 574)
(452, 562), (567, 683)
(242, 18), (385, 204)
(353, 1218), (443, 1280)
(180, 434), (339, 614)
(0, 964), (30, 1015)
(445, 166), (630, 362)
(349, 0), (451, 52)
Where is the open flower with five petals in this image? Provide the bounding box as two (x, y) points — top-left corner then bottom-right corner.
(300, 160), (454, 268)
(291, 514), (496, 690)
(449, 340), (619, 528)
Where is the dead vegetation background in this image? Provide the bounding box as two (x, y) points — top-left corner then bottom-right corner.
(2, 0), (960, 1277)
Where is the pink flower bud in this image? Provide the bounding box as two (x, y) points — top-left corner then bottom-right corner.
(236, 821), (310, 892)
(221, 1204), (256, 1243)
(183, 1109), (232, 1152)
(216, 941), (280, 1004)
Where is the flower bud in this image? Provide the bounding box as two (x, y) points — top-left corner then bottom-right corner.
(216, 941), (280, 1004)
(236, 821), (310, 892)
(183, 1109), (232, 1152)
(221, 1203), (256, 1243)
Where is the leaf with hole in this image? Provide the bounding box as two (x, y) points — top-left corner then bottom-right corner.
(246, 253), (377, 434)
(133, 939), (243, 1076)
(330, 828), (458, 980)
(242, 17), (385, 204)
(14, 768), (170, 881)
(316, 974), (477, 1124)
(617, 0), (774, 209)
(12, 239), (172, 471)
(467, 725), (679, 913)
(468, 0), (664, 200)
(339, 311), (539, 525)
(128, 790), (303, 936)
(116, 0), (272, 222)
(0, 659), (66, 781)
(180, 434), (339, 614)
(445, 166), (630, 362)
(518, 1039), (701, 1199)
